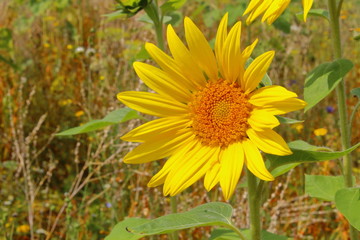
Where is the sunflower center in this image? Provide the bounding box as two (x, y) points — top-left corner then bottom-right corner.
(189, 80), (253, 147)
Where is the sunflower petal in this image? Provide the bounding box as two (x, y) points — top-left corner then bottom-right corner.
(134, 62), (191, 102)
(117, 91), (187, 117)
(249, 86), (306, 114)
(302, 0), (313, 22)
(184, 17), (218, 80)
(250, 85), (297, 104)
(215, 13), (228, 79)
(238, 39), (258, 86)
(243, 51), (274, 93)
(204, 162), (221, 191)
(221, 21), (242, 82)
(123, 130), (194, 164)
(122, 117), (189, 142)
(167, 24), (206, 86)
(147, 140), (197, 187)
(262, 0), (290, 24)
(242, 139), (274, 181)
(247, 128), (292, 155)
(164, 142), (219, 196)
(219, 142), (244, 200)
(248, 109), (280, 131)
(145, 43), (198, 91)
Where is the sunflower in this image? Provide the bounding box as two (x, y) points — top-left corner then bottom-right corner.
(244, 0), (314, 24)
(117, 13), (306, 200)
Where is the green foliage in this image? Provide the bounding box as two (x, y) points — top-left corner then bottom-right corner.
(297, 9), (330, 21)
(276, 116), (303, 124)
(210, 228), (288, 240)
(305, 175), (354, 201)
(112, 0), (152, 19)
(351, 87), (360, 98)
(56, 108), (142, 136)
(335, 188), (360, 231)
(273, 16), (291, 34)
(304, 59), (354, 112)
(106, 202), (242, 240)
(267, 141), (360, 172)
(161, 0), (187, 14)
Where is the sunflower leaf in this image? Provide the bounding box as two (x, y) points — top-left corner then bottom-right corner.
(276, 116), (303, 124)
(297, 9), (330, 21)
(267, 141), (360, 171)
(210, 228), (288, 240)
(106, 202), (239, 240)
(335, 187), (360, 231)
(56, 108), (142, 136)
(305, 175), (355, 201)
(304, 59), (353, 112)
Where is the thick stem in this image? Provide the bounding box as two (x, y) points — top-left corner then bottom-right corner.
(247, 169), (261, 240)
(327, 0), (358, 239)
(170, 197), (179, 240)
(327, 0), (353, 189)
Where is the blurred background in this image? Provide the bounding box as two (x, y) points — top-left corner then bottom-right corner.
(0, 0), (360, 239)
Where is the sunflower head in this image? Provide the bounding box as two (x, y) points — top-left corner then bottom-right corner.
(117, 13), (306, 200)
(243, 0), (314, 24)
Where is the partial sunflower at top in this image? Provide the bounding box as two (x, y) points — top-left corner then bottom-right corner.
(244, 0), (314, 24)
(117, 13), (306, 200)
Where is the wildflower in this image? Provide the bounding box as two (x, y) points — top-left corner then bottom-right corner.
(292, 123), (304, 133)
(66, 44), (73, 50)
(75, 46), (85, 54)
(244, 0), (314, 24)
(314, 128), (327, 136)
(326, 106), (335, 113)
(16, 224), (30, 234)
(117, 14), (306, 200)
(75, 110), (85, 117)
(58, 99), (73, 106)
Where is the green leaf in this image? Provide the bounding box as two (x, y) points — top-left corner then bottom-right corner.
(161, 0), (187, 14)
(305, 175), (355, 201)
(56, 108), (142, 136)
(106, 202), (237, 240)
(210, 228), (288, 240)
(271, 163), (300, 178)
(164, 11), (183, 26)
(270, 140), (323, 177)
(335, 187), (360, 231)
(351, 88), (360, 99)
(2, 161), (18, 171)
(105, 218), (151, 240)
(130, 202), (232, 234)
(268, 141), (360, 170)
(297, 9), (330, 21)
(273, 16), (291, 34)
(304, 59), (353, 112)
(276, 116), (303, 124)
(0, 28), (12, 49)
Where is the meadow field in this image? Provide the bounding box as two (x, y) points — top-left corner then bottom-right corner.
(1, 0), (360, 239)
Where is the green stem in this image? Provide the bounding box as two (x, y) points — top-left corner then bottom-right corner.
(247, 169), (261, 240)
(170, 197), (179, 240)
(144, 0), (164, 50)
(328, 0), (358, 239)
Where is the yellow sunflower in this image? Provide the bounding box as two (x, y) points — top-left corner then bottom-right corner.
(118, 13), (306, 200)
(244, 0), (314, 24)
